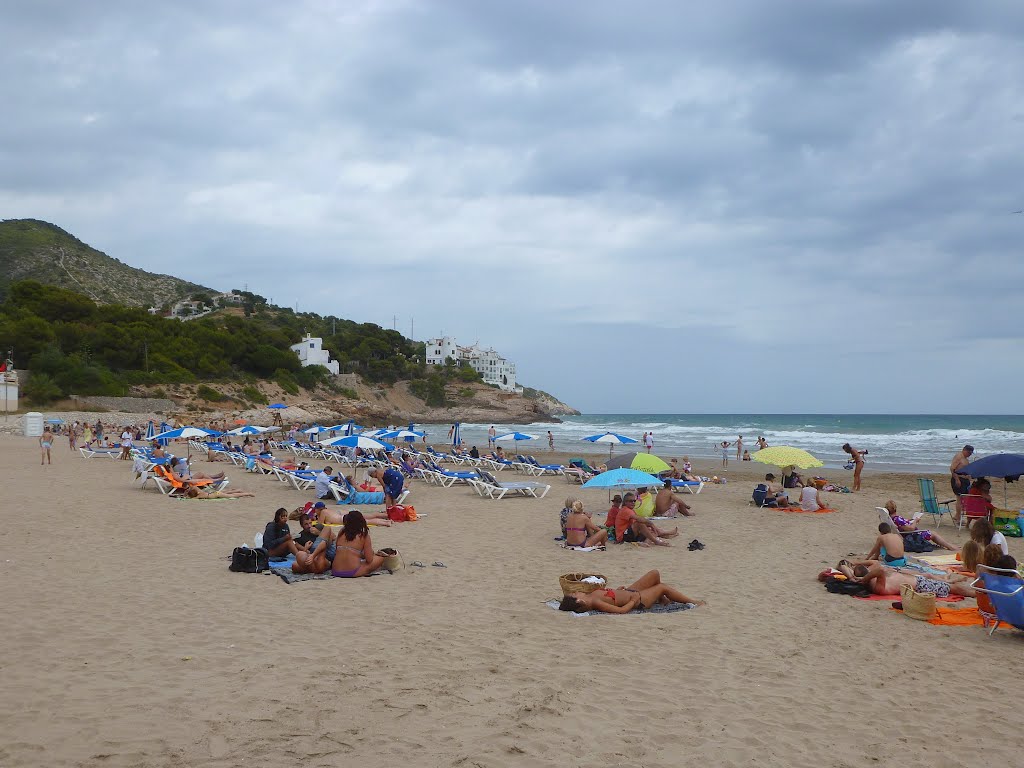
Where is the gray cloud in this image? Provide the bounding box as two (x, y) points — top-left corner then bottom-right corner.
(3, 1), (1024, 412)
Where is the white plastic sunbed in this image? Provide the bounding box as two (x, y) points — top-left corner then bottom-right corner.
(469, 470), (551, 500)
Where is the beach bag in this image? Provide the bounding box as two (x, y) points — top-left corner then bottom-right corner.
(386, 505), (408, 522)
(378, 547), (402, 572)
(993, 513), (1023, 538)
(900, 583), (936, 621)
(229, 546), (269, 573)
(902, 532), (934, 553)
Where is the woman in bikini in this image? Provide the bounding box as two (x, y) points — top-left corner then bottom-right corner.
(842, 443), (865, 491)
(185, 486), (256, 499)
(564, 500), (608, 548)
(330, 510), (385, 578)
(559, 570), (705, 613)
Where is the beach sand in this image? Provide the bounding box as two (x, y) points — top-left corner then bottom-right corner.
(2, 436), (1023, 768)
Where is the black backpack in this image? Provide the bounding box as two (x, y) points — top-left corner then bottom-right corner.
(824, 577), (871, 597)
(229, 546), (269, 573)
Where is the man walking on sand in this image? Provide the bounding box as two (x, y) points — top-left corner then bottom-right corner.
(488, 426), (496, 449)
(950, 444), (974, 523)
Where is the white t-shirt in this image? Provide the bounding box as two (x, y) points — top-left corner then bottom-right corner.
(121, 431), (132, 447)
(800, 486), (820, 512)
(992, 531), (1009, 555)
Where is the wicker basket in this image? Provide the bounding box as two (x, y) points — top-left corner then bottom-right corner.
(379, 548), (403, 573)
(560, 572), (607, 596)
(900, 583), (936, 621)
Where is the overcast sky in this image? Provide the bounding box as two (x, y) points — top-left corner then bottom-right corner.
(3, 1), (1023, 414)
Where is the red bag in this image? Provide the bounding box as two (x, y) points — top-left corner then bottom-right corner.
(387, 505), (408, 522)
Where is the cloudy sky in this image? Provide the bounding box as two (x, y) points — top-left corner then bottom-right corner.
(3, 1), (1023, 414)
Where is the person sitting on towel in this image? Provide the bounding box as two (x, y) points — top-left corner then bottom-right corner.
(330, 510), (386, 578)
(866, 523), (908, 567)
(559, 570), (705, 613)
(884, 500), (957, 551)
(799, 482), (827, 512)
(634, 487), (656, 518)
(837, 561), (975, 598)
(564, 500), (608, 548)
(263, 507), (307, 558)
(615, 493), (677, 546)
(294, 516), (319, 550)
(655, 480), (694, 517)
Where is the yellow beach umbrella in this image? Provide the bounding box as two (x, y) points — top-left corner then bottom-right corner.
(751, 446), (823, 470)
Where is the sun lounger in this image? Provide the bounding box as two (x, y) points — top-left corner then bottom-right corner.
(79, 446), (122, 459)
(664, 478), (704, 495)
(520, 455), (565, 476)
(469, 470), (551, 500)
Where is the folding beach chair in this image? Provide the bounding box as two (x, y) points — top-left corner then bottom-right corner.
(971, 566), (1024, 636)
(917, 478), (954, 527)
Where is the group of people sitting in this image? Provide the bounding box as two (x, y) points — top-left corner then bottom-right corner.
(262, 505), (391, 577)
(752, 473), (823, 511)
(560, 482), (696, 548)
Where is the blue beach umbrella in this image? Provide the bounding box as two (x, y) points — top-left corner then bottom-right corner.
(268, 403), (288, 409)
(581, 468), (661, 490)
(150, 426), (217, 458)
(225, 425), (269, 436)
(145, 420), (156, 440)
(319, 434), (394, 452)
(452, 421), (462, 447)
(956, 453), (1024, 506)
(344, 419), (355, 436)
(494, 431), (538, 452)
(581, 431), (639, 457)
(158, 421), (170, 446)
(381, 429), (425, 442)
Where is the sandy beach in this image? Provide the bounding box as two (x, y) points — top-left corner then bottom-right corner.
(2, 434), (1023, 768)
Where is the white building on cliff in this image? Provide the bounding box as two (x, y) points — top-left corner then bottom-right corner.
(424, 336), (519, 392)
(290, 334), (340, 375)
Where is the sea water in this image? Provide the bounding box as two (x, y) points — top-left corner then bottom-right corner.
(450, 414), (1024, 472)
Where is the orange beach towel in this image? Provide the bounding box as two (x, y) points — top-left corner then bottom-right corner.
(889, 606), (987, 626)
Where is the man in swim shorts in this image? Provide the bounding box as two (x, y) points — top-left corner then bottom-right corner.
(949, 445), (974, 522)
(655, 480), (694, 517)
(838, 561), (974, 598)
(369, 467), (404, 506)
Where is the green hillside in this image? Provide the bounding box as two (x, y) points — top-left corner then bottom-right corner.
(0, 218), (216, 307)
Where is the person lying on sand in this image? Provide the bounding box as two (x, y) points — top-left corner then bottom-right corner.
(559, 570), (705, 613)
(655, 480), (694, 517)
(866, 523), (908, 567)
(884, 501), (956, 551)
(615, 493), (677, 546)
(185, 486), (255, 499)
(837, 561), (975, 598)
(564, 500), (608, 548)
(316, 505), (392, 528)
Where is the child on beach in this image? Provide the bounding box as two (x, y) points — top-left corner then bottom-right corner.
(39, 426), (54, 465)
(719, 441), (731, 468)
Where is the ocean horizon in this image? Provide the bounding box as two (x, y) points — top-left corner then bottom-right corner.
(450, 413), (1024, 472)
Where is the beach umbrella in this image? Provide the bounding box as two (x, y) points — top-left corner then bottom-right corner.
(145, 420), (156, 440)
(494, 431), (538, 452)
(225, 425), (270, 436)
(605, 451), (672, 475)
(158, 421), (170, 446)
(268, 403), (288, 409)
(956, 453), (1024, 506)
(751, 446), (824, 471)
(150, 426), (217, 458)
(344, 419), (355, 436)
(319, 434), (394, 452)
(302, 425), (329, 435)
(380, 429), (425, 442)
(452, 421), (462, 447)
(581, 431), (639, 457)
(361, 428), (389, 438)
(581, 468), (662, 490)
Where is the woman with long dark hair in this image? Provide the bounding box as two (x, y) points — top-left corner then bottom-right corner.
(331, 510), (386, 578)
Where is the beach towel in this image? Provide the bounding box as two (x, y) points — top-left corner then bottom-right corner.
(271, 567), (391, 584)
(889, 605), (987, 627)
(913, 553), (961, 567)
(779, 507), (835, 514)
(544, 599), (696, 617)
(856, 593), (964, 603)
(560, 543), (607, 552)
